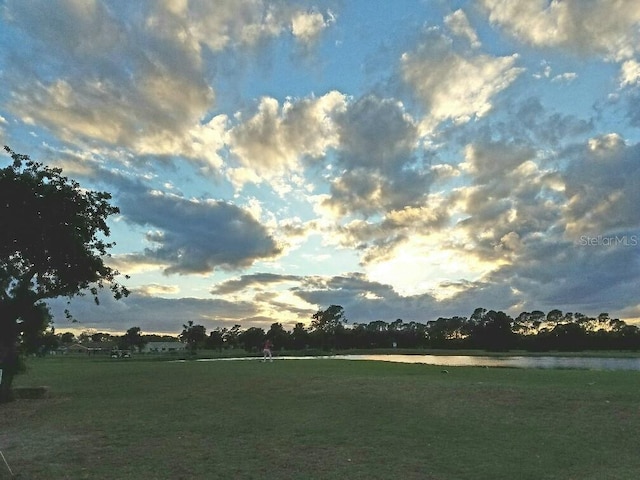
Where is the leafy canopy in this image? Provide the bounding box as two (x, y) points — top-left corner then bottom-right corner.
(0, 146), (128, 322)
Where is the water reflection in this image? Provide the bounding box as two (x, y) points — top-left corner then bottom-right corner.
(337, 354), (640, 370)
(195, 354), (640, 370)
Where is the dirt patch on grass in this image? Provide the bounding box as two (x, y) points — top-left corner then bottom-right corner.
(12, 386), (50, 399)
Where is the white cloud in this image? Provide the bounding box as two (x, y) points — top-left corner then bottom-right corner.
(445, 9), (481, 48)
(153, 0), (334, 51)
(4, 0), (336, 174)
(4, 1), (640, 330)
(551, 72), (577, 83)
(291, 10), (335, 45)
(135, 284), (181, 297)
(227, 91), (347, 188)
(481, 0), (640, 61)
(401, 28), (523, 128)
(134, 115), (228, 171)
(620, 59), (640, 87)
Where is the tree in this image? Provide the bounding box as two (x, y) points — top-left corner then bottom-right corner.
(426, 316), (468, 348)
(0, 147), (128, 402)
(468, 310), (516, 351)
(266, 322), (290, 350)
(120, 326), (146, 353)
(239, 327), (265, 352)
(205, 328), (225, 351)
(290, 322), (310, 350)
(91, 332), (114, 343)
(223, 324), (242, 349)
(310, 305), (347, 350)
(179, 321), (207, 355)
(59, 332), (76, 345)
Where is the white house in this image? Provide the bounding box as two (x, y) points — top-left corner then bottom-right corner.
(142, 342), (186, 353)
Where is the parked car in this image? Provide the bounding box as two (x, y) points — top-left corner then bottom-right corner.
(110, 349), (131, 359)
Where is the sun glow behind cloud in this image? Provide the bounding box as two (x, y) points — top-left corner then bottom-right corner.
(366, 233), (500, 300)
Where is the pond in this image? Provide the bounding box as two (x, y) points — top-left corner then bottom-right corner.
(334, 354), (640, 371)
(195, 354), (640, 371)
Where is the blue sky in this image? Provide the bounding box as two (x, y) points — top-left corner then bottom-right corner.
(1, 0), (639, 334)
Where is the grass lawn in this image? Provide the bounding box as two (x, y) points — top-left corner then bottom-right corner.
(2, 356), (640, 479)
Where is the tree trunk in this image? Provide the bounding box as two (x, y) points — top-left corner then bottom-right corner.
(0, 317), (19, 403)
(0, 343), (18, 403)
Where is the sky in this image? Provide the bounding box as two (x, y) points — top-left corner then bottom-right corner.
(1, 0), (639, 335)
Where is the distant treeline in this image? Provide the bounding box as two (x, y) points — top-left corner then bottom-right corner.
(44, 307), (640, 353)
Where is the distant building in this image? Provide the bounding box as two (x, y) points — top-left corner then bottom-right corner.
(65, 343), (89, 354)
(142, 341), (186, 353)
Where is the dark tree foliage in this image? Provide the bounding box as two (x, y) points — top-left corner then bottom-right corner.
(467, 310), (517, 351)
(0, 147), (128, 402)
(179, 321), (207, 354)
(290, 322), (310, 350)
(238, 326), (266, 352)
(266, 322), (290, 350)
(119, 326), (146, 352)
(311, 305), (347, 350)
(205, 328), (225, 351)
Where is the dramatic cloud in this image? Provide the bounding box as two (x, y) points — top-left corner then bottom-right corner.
(321, 95), (428, 217)
(562, 134), (640, 237)
(3, 1), (639, 333)
(121, 190), (282, 274)
(210, 272), (302, 295)
(227, 91), (346, 188)
(3, 0), (335, 166)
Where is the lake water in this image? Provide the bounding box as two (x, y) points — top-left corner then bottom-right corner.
(335, 354), (640, 371)
(195, 354), (640, 371)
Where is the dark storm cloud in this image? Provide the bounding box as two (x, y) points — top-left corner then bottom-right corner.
(121, 190), (282, 274)
(210, 273), (302, 295)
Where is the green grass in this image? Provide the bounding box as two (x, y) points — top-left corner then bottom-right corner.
(2, 357), (640, 479)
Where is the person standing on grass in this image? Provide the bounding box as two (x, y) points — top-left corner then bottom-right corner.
(262, 339), (273, 362)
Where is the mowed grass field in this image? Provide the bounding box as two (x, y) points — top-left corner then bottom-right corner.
(2, 356), (640, 480)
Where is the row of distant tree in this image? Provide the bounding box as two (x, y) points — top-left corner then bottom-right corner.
(40, 305), (640, 354)
(23, 326), (176, 355)
(178, 306), (640, 352)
